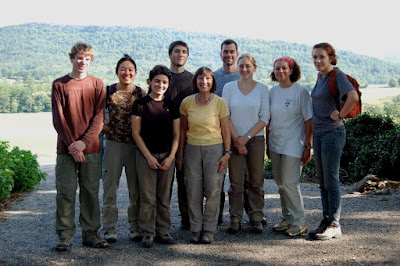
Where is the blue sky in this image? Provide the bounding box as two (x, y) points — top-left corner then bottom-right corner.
(1, 0), (398, 59)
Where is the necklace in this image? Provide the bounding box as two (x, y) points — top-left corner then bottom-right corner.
(196, 93), (212, 104)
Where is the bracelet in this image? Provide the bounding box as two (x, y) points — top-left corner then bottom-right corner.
(304, 145), (312, 149)
(224, 150), (232, 155)
(247, 135), (252, 140)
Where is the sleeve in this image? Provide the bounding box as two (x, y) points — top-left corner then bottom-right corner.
(258, 83), (270, 124)
(180, 97), (188, 116)
(299, 86), (313, 121)
(131, 99), (142, 117)
(221, 83), (231, 114)
(218, 97), (230, 119)
(80, 79), (106, 147)
(335, 70), (355, 100)
(51, 80), (75, 147)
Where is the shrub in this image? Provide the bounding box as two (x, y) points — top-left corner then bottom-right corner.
(0, 141), (14, 198)
(264, 113), (400, 184)
(0, 141), (46, 199)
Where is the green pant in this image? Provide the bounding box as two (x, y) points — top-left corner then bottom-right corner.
(55, 153), (101, 239)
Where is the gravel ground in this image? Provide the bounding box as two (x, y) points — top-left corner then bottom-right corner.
(0, 163), (399, 266)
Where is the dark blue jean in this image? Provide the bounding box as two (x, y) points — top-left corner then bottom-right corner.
(313, 126), (346, 225)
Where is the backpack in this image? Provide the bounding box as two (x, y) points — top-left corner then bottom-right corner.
(328, 67), (362, 118)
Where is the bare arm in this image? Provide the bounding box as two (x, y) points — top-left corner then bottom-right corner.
(216, 116), (231, 173)
(330, 90), (359, 121)
(235, 120), (267, 147)
(160, 118), (180, 170)
(302, 118), (313, 165)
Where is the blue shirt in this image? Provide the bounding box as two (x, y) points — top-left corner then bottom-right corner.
(311, 69), (354, 136)
(214, 68), (240, 97)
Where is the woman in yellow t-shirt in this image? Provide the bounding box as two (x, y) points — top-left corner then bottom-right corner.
(178, 66), (231, 244)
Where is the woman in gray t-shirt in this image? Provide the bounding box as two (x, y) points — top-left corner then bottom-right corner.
(309, 43), (359, 241)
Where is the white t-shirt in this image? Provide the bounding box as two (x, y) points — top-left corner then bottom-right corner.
(268, 82), (312, 158)
(222, 81), (270, 136)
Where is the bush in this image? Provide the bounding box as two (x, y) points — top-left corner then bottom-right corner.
(0, 141), (46, 199)
(0, 141), (14, 198)
(264, 113), (400, 184)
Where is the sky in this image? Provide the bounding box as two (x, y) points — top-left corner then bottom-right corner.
(1, 0), (398, 59)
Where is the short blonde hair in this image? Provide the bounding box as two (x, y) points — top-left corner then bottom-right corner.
(68, 41), (95, 61)
(237, 53), (257, 67)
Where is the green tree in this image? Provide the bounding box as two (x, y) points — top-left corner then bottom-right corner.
(388, 78), (398, 87)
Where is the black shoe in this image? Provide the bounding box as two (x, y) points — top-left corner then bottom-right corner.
(261, 217), (268, 226)
(308, 218), (330, 239)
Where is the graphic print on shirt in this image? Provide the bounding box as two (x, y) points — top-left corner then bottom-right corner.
(283, 98), (293, 109)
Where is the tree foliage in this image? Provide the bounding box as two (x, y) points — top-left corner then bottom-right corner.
(1, 23), (400, 113)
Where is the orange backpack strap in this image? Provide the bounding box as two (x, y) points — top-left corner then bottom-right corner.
(328, 68), (340, 97)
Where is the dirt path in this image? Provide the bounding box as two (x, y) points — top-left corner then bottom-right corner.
(0, 164), (399, 265)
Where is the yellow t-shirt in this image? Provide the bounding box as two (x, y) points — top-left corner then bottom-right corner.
(180, 94), (229, 146)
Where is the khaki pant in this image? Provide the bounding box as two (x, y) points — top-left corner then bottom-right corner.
(101, 140), (140, 234)
(270, 151), (305, 226)
(55, 153), (101, 239)
(136, 150), (175, 237)
(228, 136), (265, 222)
(184, 143), (225, 233)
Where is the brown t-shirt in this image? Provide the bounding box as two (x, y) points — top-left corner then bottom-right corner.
(52, 74), (105, 154)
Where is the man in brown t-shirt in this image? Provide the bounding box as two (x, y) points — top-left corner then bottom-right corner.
(51, 42), (108, 251)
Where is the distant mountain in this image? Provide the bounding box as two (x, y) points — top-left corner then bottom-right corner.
(1, 23), (400, 88)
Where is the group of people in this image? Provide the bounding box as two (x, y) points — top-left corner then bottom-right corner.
(51, 39), (358, 251)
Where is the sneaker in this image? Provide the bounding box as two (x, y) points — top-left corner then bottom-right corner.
(227, 221), (241, 234)
(140, 235), (154, 248)
(285, 224), (308, 237)
(250, 221), (263, 234)
(261, 216), (268, 226)
(129, 230), (142, 242)
(155, 233), (175, 245)
(82, 230), (109, 248)
(55, 238), (72, 251)
(104, 227), (117, 243)
(273, 219), (291, 232)
(308, 218), (330, 239)
(189, 232), (201, 244)
(314, 224), (342, 240)
(200, 231), (214, 244)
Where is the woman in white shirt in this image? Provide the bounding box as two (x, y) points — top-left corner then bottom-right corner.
(267, 56), (312, 237)
(222, 53), (270, 234)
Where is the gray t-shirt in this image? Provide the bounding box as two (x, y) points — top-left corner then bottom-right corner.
(311, 69), (354, 136)
(214, 68), (240, 97)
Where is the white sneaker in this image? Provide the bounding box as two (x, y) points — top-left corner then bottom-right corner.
(314, 224), (342, 240)
(104, 227), (117, 243)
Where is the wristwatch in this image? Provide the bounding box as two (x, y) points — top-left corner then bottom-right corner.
(224, 150), (232, 155)
(247, 135), (252, 140)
